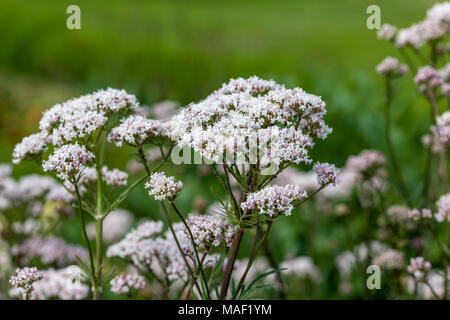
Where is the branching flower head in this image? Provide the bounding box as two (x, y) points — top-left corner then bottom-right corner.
(145, 172), (183, 201)
(169, 76), (331, 169)
(38, 88), (139, 146)
(184, 214), (236, 250)
(407, 257), (432, 280)
(376, 57), (408, 76)
(313, 162), (339, 186)
(42, 144), (94, 181)
(9, 267), (44, 300)
(12, 132), (48, 164)
(108, 114), (167, 147)
(241, 184), (307, 217)
(414, 66), (444, 93)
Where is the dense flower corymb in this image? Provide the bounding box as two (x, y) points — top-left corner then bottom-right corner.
(241, 184), (307, 217)
(42, 144), (94, 181)
(12, 132), (48, 164)
(108, 115), (167, 147)
(168, 76), (331, 167)
(313, 162), (339, 186)
(9, 267), (44, 300)
(145, 172), (183, 201)
(185, 214), (236, 249)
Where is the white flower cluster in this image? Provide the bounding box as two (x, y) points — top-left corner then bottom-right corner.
(13, 88), (139, 165)
(11, 236), (87, 267)
(376, 56), (408, 76)
(108, 115), (167, 147)
(87, 209), (133, 244)
(372, 249), (404, 270)
(395, 2), (450, 48)
(241, 184), (307, 217)
(0, 170), (73, 213)
(42, 144), (94, 181)
(110, 273), (146, 295)
(313, 162), (339, 186)
(169, 76), (331, 167)
(106, 221), (164, 259)
(414, 66), (445, 93)
(346, 149), (386, 176)
(377, 24), (397, 41)
(408, 207), (432, 221)
(107, 221), (188, 283)
(280, 256), (321, 283)
(31, 266), (89, 300)
(9, 267), (44, 300)
(424, 111), (450, 153)
(102, 166), (128, 187)
(12, 132), (48, 164)
(436, 193), (450, 222)
(407, 257), (432, 280)
(184, 214), (236, 250)
(74, 166), (128, 188)
(145, 172), (183, 201)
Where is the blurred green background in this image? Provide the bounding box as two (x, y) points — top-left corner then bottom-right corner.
(0, 0), (441, 299)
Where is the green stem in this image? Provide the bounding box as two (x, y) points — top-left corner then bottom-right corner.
(74, 182), (97, 296)
(383, 76), (411, 205)
(231, 221), (273, 300)
(170, 201), (211, 300)
(160, 202), (203, 297)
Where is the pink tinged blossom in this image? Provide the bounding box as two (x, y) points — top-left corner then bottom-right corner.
(414, 66), (444, 92)
(101, 166), (128, 187)
(184, 214), (236, 250)
(108, 115), (167, 147)
(12, 132), (48, 164)
(110, 273), (146, 295)
(427, 2), (450, 22)
(435, 193), (450, 222)
(31, 266), (89, 300)
(11, 236), (88, 267)
(42, 144), (94, 181)
(377, 24), (397, 40)
(408, 208), (421, 221)
(407, 257), (432, 280)
(168, 76), (331, 167)
(376, 57), (408, 76)
(372, 249), (404, 270)
(241, 184), (307, 217)
(9, 267), (44, 300)
(441, 83), (450, 96)
(38, 88), (139, 146)
(145, 172), (183, 201)
(346, 150), (387, 183)
(313, 162), (339, 186)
